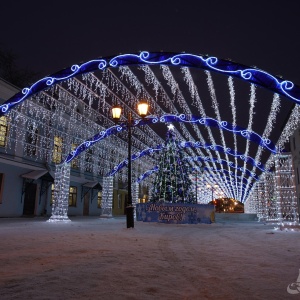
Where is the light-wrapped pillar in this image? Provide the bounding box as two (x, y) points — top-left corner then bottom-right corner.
(264, 172), (277, 223)
(101, 176), (113, 216)
(48, 163), (71, 222)
(275, 153), (299, 229)
(257, 180), (267, 222)
(249, 183), (260, 215)
(244, 188), (256, 213)
(132, 181), (139, 218)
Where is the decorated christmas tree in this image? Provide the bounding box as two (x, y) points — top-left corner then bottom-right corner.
(150, 124), (195, 203)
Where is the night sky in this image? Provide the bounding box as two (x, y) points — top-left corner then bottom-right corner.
(1, 1), (300, 148)
(1, 0), (300, 194)
(1, 0), (300, 84)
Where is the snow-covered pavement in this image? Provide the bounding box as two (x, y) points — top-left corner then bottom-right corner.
(0, 217), (299, 300)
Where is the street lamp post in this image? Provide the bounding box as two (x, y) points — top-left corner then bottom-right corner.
(112, 101), (149, 228)
(127, 111), (133, 228)
(207, 184), (219, 203)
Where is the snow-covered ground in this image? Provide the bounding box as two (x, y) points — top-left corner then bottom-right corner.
(0, 216), (300, 300)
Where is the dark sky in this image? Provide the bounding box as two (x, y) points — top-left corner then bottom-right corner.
(1, 0), (300, 84)
(1, 0), (299, 190)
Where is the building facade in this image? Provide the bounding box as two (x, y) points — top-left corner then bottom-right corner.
(0, 77), (149, 218)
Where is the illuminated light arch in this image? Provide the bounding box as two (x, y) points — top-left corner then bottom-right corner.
(180, 141), (266, 169)
(3, 51), (296, 204)
(64, 114), (277, 164)
(206, 168), (252, 184)
(136, 166), (159, 183)
(1, 51), (300, 116)
(136, 166), (251, 200)
(106, 145), (163, 176)
(221, 175), (251, 187)
(185, 156), (259, 180)
(63, 124), (125, 164)
(193, 168), (253, 200)
(189, 175), (251, 191)
(106, 141), (267, 177)
(207, 168), (252, 180)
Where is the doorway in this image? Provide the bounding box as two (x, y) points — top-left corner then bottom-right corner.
(23, 183), (37, 215)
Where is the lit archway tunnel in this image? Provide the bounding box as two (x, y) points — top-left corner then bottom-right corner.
(2, 51), (300, 203)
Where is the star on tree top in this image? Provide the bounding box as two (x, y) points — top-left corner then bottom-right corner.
(167, 124), (174, 131)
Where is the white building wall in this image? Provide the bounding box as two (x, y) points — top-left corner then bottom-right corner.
(0, 164), (24, 217)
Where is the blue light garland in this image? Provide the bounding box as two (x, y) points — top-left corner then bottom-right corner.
(106, 145), (164, 176)
(1, 51), (300, 115)
(180, 141), (266, 170)
(136, 165), (251, 201)
(66, 114), (277, 165)
(64, 124), (124, 163)
(136, 166), (159, 183)
(205, 168), (254, 186)
(184, 156), (260, 180)
(222, 175), (251, 187)
(106, 141), (266, 177)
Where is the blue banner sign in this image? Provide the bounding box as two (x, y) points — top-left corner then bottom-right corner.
(136, 203), (215, 224)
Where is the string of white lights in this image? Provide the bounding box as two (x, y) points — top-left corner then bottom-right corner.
(140, 66), (209, 164)
(244, 93), (281, 201)
(239, 84), (256, 202)
(118, 66), (205, 174)
(227, 76), (239, 200)
(159, 65), (228, 195)
(7, 84), (153, 180)
(182, 67), (233, 198)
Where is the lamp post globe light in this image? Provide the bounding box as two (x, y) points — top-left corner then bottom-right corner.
(111, 100), (149, 228)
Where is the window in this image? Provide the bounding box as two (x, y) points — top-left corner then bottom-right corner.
(293, 137), (296, 150)
(97, 191), (102, 208)
(27, 126), (39, 156)
(71, 144), (79, 169)
(53, 136), (63, 163)
(69, 186), (77, 206)
(0, 116), (8, 147)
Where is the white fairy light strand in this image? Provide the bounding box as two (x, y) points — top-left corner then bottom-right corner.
(182, 67), (234, 198)
(160, 65), (227, 191)
(227, 76), (239, 199)
(239, 84), (256, 202)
